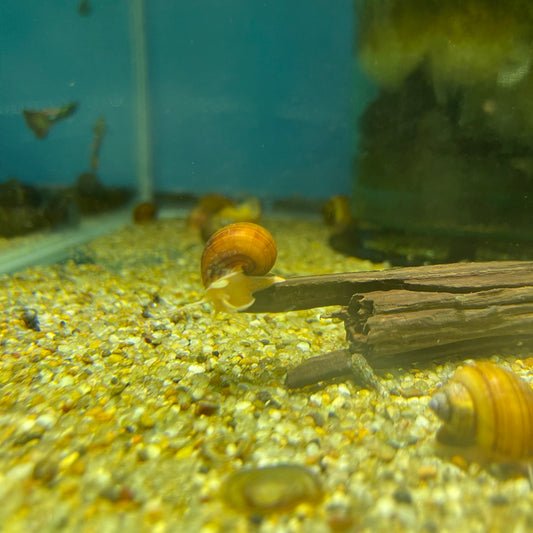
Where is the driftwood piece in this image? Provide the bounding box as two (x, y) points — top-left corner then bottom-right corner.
(337, 285), (533, 367)
(285, 349), (353, 388)
(285, 349), (387, 395)
(244, 261), (533, 384)
(246, 260), (533, 313)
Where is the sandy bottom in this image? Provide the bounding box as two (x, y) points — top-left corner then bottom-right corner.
(1, 216), (533, 532)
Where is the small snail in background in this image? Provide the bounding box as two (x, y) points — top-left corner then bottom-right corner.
(200, 222), (284, 312)
(429, 361), (533, 462)
(322, 194), (352, 230)
(133, 201), (157, 224)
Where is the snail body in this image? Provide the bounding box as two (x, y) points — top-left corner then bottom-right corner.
(429, 361), (533, 462)
(200, 222), (283, 312)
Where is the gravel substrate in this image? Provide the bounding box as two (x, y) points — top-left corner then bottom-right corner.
(1, 217), (533, 533)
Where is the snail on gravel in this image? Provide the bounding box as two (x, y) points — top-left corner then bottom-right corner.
(221, 464), (323, 513)
(200, 222), (284, 312)
(429, 361), (533, 463)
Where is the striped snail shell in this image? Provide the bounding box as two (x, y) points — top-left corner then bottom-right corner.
(200, 222), (282, 312)
(429, 361), (533, 461)
(201, 222), (277, 288)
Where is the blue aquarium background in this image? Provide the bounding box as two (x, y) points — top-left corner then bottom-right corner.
(0, 0), (375, 199)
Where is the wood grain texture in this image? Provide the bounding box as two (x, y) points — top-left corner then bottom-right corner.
(246, 261), (533, 313)
(248, 261), (533, 372)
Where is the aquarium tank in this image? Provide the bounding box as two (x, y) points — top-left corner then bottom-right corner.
(0, 0), (362, 268)
(1, 1), (533, 532)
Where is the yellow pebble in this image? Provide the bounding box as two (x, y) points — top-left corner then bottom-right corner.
(175, 444), (195, 460)
(59, 451), (80, 471)
(139, 411), (156, 429)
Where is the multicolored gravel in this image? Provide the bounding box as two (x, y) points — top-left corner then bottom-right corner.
(1, 216), (533, 532)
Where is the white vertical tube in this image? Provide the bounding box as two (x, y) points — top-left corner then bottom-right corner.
(130, 0), (153, 202)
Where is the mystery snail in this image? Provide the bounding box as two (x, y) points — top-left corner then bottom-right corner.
(429, 361), (533, 462)
(221, 464), (323, 514)
(200, 222), (284, 312)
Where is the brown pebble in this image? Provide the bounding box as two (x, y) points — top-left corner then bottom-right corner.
(143, 334), (161, 346)
(310, 411), (326, 427)
(81, 353), (94, 365)
(195, 401), (219, 417)
(400, 387), (426, 398)
(327, 512), (357, 533)
(14, 431), (44, 446)
(101, 484), (136, 502)
(400, 380), (429, 398)
(33, 458), (59, 483)
(21, 308), (40, 331)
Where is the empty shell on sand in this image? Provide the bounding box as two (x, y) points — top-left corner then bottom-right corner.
(221, 464), (323, 514)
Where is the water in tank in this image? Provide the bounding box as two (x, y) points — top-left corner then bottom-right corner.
(1, 1), (533, 531)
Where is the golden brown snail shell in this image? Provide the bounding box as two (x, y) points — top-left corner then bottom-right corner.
(200, 222), (282, 312)
(201, 222), (277, 288)
(429, 361), (533, 461)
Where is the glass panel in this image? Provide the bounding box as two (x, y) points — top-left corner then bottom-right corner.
(353, 0), (533, 262)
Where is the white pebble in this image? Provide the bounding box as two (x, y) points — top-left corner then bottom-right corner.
(38, 369), (53, 385)
(225, 443), (238, 456)
(89, 467), (112, 490)
(305, 441), (320, 457)
(263, 345), (276, 356)
(188, 339), (201, 350)
(187, 364), (206, 375)
(373, 496), (396, 519)
(296, 342), (310, 352)
(415, 414), (431, 429)
(235, 400), (252, 412)
(144, 444), (161, 460)
(269, 410), (282, 423)
(331, 396), (348, 410)
(231, 366), (242, 377)
(509, 478), (531, 498)
(58, 375), (74, 387)
(6, 463), (34, 483)
(309, 392), (323, 407)
(337, 383), (351, 396)
(18, 418), (36, 433)
(36, 414), (57, 430)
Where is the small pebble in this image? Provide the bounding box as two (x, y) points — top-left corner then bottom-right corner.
(195, 401), (219, 416)
(418, 465), (438, 481)
(187, 364), (206, 375)
(489, 493), (510, 506)
(393, 487), (413, 504)
(139, 411), (156, 429)
(296, 342), (310, 352)
(21, 308), (40, 331)
(137, 444), (161, 461)
(33, 457), (59, 483)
